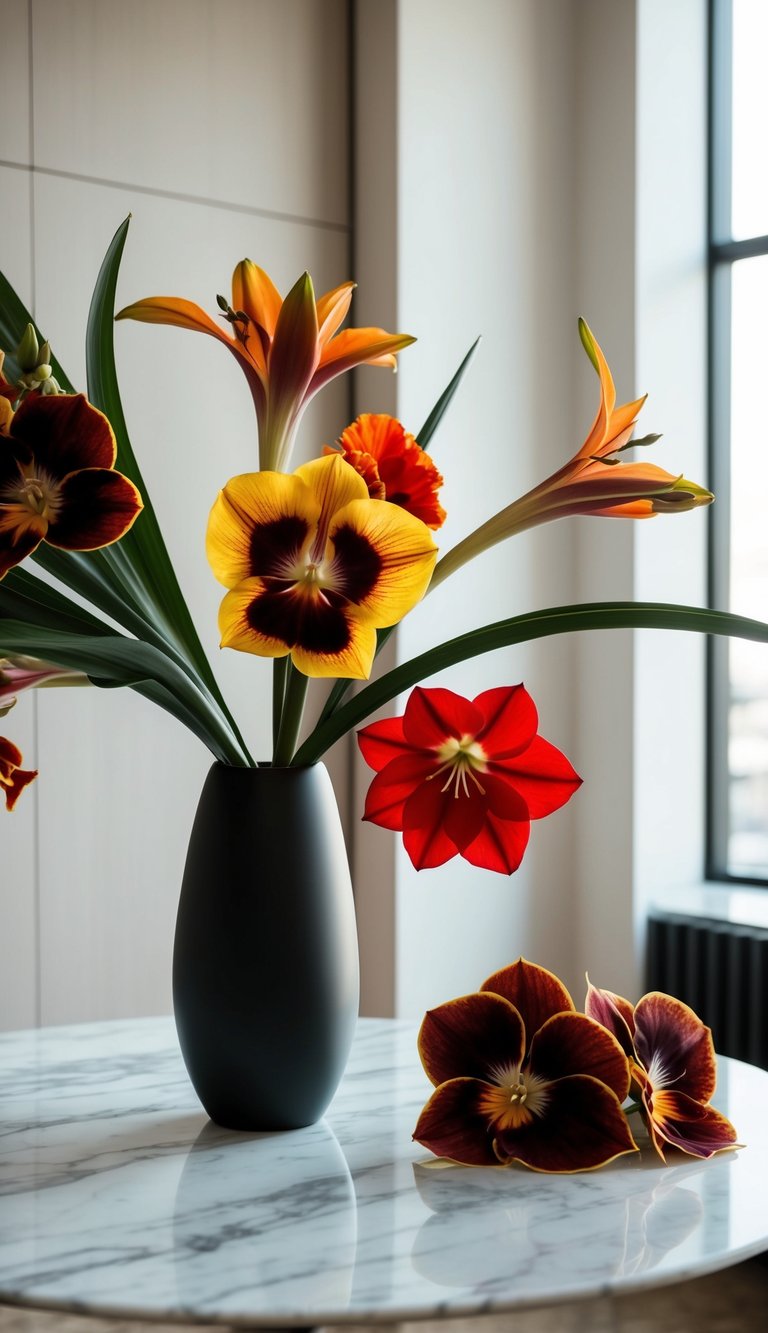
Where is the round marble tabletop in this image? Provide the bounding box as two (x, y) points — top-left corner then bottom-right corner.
(0, 1016), (766, 1327)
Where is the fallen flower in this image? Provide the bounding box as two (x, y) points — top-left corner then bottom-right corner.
(414, 958), (636, 1171)
(585, 980), (740, 1160)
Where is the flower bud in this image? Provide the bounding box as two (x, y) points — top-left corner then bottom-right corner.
(16, 324), (39, 373)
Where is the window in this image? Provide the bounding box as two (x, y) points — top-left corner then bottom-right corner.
(708, 0), (768, 881)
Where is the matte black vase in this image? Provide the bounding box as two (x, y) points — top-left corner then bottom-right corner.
(173, 762), (359, 1131)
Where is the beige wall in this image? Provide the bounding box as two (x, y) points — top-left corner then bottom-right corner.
(0, 0), (352, 1028)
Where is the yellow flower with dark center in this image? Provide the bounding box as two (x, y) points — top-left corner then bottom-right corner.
(206, 453), (437, 679)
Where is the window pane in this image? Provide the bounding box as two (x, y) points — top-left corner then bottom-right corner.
(726, 256), (768, 874)
(731, 0), (768, 239)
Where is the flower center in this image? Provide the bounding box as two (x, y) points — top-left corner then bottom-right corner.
(478, 1061), (551, 1131)
(0, 465), (62, 535)
(430, 734), (488, 798)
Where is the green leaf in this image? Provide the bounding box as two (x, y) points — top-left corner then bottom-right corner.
(0, 617), (246, 764)
(293, 601), (768, 765)
(0, 273), (76, 394)
(416, 337), (481, 452)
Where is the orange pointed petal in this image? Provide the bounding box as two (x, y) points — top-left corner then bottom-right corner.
(231, 261), (283, 337)
(313, 328), (416, 390)
(316, 281), (355, 346)
(116, 295), (234, 346)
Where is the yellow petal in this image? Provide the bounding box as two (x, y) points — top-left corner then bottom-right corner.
(294, 453), (369, 544)
(328, 498), (437, 626)
(218, 579), (291, 658)
(291, 619), (377, 679)
(206, 471), (318, 588)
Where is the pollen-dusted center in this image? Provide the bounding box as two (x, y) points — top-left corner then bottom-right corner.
(1, 464), (62, 533)
(479, 1062), (551, 1131)
(430, 733), (488, 799)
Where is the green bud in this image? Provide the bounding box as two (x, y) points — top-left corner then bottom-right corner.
(38, 341), (52, 367)
(16, 323), (39, 373)
(33, 364), (52, 383)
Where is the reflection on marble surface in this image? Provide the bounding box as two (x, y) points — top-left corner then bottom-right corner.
(0, 1017), (766, 1325)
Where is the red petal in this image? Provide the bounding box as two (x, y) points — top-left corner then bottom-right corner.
(584, 980), (636, 1058)
(493, 1075), (638, 1172)
(481, 959), (574, 1039)
(0, 735), (23, 774)
(474, 684), (538, 756)
(402, 781), (458, 869)
(529, 1012), (630, 1101)
(418, 990), (526, 1085)
(646, 1088), (740, 1158)
(413, 1078), (501, 1165)
(491, 735), (582, 817)
(47, 469), (142, 551)
(2, 763), (37, 810)
(362, 754), (435, 831)
(11, 393), (117, 474)
(357, 715), (410, 771)
(403, 686), (483, 749)
(460, 809), (530, 874)
(633, 992), (716, 1103)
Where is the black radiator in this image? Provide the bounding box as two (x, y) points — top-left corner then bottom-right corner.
(646, 909), (768, 1070)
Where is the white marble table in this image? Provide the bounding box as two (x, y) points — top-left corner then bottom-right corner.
(0, 1016), (766, 1327)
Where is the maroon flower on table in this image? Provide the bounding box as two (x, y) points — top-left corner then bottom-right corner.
(413, 958), (636, 1171)
(585, 981), (740, 1160)
(0, 392), (142, 579)
(0, 735), (37, 811)
(357, 684), (581, 873)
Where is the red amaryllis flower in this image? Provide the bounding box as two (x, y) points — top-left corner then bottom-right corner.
(358, 684), (581, 874)
(324, 414), (446, 529)
(414, 958), (636, 1171)
(585, 981), (740, 1161)
(0, 736), (37, 811)
(0, 393), (142, 579)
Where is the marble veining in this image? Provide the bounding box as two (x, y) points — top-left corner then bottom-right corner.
(0, 1017), (767, 1325)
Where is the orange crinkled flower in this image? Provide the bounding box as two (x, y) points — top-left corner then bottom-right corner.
(325, 414), (446, 530)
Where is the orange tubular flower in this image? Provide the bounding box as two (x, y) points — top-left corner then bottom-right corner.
(117, 263), (415, 473)
(414, 959), (636, 1172)
(430, 320), (714, 589)
(325, 414), (446, 529)
(0, 736), (37, 811)
(0, 393), (142, 580)
(585, 981), (740, 1161)
(206, 453), (437, 679)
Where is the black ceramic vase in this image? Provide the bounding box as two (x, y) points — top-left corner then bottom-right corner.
(173, 762), (359, 1131)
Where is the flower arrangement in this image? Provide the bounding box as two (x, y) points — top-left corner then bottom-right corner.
(1, 217), (767, 877)
(413, 958), (739, 1171)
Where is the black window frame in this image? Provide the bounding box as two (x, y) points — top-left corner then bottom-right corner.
(707, 0), (768, 885)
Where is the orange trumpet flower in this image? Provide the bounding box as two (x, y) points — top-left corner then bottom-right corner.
(117, 263), (414, 473)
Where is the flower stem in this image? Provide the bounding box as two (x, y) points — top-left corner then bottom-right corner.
(272, 657), (288, 752)
(273, 663), (309, 767)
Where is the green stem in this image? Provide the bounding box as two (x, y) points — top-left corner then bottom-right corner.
(273, 657), (288, 752)
(273, 664), (309, 767)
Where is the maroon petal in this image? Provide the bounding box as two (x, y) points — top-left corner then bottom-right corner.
(529, 1012), (630, 1101)
(357, 715), (411, 771)
(490, 735), (582, 817)
(494, 1075), (638, 1172)
(481, 958), (574, 1037)
(647, 1088), (740, 1159)
(633, 992), (717, 1103)
(584, 980), (636, 1058)
(474, 684), (538, 756)
(11, 393), (117, 475)
(402, 780), (458, 869)
(402, 686), (483, 749)
(413, 1078), (501, 1165)
(0, 524), (44, 579)
(418, 990), (525, 1086)
(47, 469), (142, 551)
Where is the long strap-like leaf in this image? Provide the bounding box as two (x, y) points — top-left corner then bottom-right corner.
(293, 601), (768, 765)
